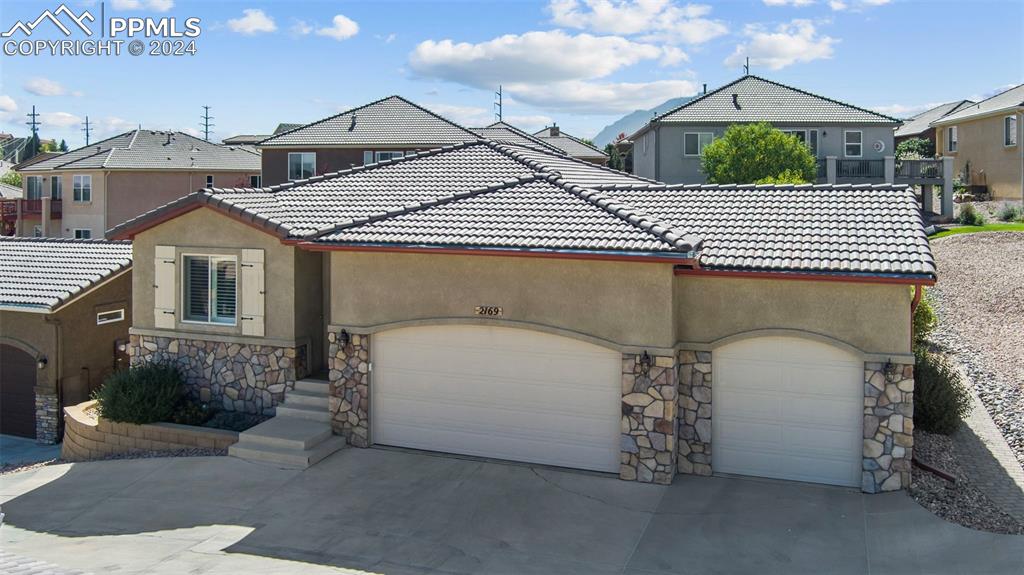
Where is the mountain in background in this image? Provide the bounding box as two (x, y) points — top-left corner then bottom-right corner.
(592, 96), (695, 148)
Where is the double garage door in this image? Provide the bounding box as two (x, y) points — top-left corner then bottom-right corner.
(370, 327), (862, 487)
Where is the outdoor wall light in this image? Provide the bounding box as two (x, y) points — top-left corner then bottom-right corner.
(339, 329), (351, 347)
(883, 359), (900, 383)
(639, 351), (652, 377)
(36, 356), (48, 370)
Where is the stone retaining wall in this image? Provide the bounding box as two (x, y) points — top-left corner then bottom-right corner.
(35, 392), (60, 444)
(863, 362), (914, 493)
(61, 400), (238, 461)
(129, 334), (297, 415)
(620, 353), (677, 484)
(327, 328), (370, 447)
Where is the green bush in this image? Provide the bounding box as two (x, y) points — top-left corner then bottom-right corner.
(93, 363), (184, 424)
(755, 169), (809, 185)
(701, 122), (817, 184)
(912, 289), (937, 350)
(171, 400), (213, 426)
(955, 202), (985, 226)
(914, 350), (971, 435)
(996, 202), (1022, 222)
(895, 137), (935, 161)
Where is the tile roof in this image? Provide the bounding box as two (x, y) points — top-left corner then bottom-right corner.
(20, 130), (261, 172)
(0, 181), (22, 198)
(603, 183), (934, 277)
(646, 75), (900, 130)
(259, 96), (480, 147)
(533, 127), (608, 159)
(895, 100), (975, 138)
(931, 84), (1024, 125)
(0, 237), (132, 312)
(473, 122), (566, 154)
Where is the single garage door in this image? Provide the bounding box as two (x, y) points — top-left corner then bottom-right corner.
(372, 325), (621, 473)
(712, 336), (863, 487)
(1, 344), (37, 438)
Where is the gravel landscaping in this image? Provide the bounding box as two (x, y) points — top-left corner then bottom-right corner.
(0, 447), (226, 477)
(928, 232), (1024, 467)
(910, 430), (1024, 534)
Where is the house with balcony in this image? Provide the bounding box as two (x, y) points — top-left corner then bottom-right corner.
(628, 75), (955, 218)
(3, 130), (260, 239)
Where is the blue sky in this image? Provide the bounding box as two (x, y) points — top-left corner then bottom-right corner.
(1, 0), (1021, 148)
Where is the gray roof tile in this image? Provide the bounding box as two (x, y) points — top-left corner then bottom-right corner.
(533, 127), (608, 159)
(932, 84), (1024, 125)
(473, 122), (567, 154)
(895, 100), (974, 138)
(0, 237), (132, 311)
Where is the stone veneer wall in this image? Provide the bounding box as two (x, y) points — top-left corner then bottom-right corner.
(620, 353), (677, 484)
(327, 327), (370, 447)
(35, 392), (60, 444)
(677, 350), (712, 476)
(863, 362), (914, 493)
(129, 334), (297, 415)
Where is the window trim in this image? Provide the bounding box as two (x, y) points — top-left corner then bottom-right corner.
(72, 174), (92, 203)
(683, 132), (714, 157)
(25, 175), (43, 200)
(249, 175), (262, 187)
(73, 228), (92, 239)
(1005, 115), (1018, 147)
(286, 152), (316, 181)
(205, 174), (214, 188)
(844, 130), (863, 158)
(947, 126), (958, 152)
(50, 175), (62, 199)
(374, 151), (405, 162)
(96, 309), (125, 325)
(179, 253), (239, 326)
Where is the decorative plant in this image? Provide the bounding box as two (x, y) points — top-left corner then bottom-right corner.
(700, 123), (816, 184)
(913, 349), (971, 435)
(93, 363), (184, 424)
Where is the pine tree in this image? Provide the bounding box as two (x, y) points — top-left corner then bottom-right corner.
(59, 139), (68, 152)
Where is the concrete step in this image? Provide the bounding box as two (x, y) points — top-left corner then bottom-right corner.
(285, 388), (329, 408)
(275, 404), (331, 423)
(236, 417), (333, 451)
(295, 378), (330, 393)
(229, 435), (345, 468)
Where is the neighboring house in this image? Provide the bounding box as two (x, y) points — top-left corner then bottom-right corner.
(472, 121), (567, 154)
(109, 139), (933, 494)
(534, 125), (609, 165)
(6, 130), (260, 239)
(0, 181), (22, 199)
(256, 96), (480, 186)
(629, 75), (902, 184)
(0, 237), (132, 443)
(894, 100), (975, 148)
(222, 123), (300, 148)
(932, 84), (1024, 201)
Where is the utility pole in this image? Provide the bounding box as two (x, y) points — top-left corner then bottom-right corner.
(200, 105), (214, 141)
(82, 115), (92, 146)
(26, 105), (40, 136)
(493, 86), (502, 122)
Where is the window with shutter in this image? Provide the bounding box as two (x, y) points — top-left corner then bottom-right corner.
(240, 249), (265, 336)
(182, 254), (237, 325)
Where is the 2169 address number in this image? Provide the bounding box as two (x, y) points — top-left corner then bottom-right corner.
(474, 306), (503, 317)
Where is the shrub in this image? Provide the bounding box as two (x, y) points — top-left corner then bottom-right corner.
(914, 350), (971, 435)
(912, 289), (937, 350)
(93, 363), (184, 424)
(755, 169), (809, 185)
(171, 400), (213, 426)
(895, 137), (935, 161)
(701, 122), (817, 184)
(996, 202), (1022, 222)
(955, 202), (985, 226)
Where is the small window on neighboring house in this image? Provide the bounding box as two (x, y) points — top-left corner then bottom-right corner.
(287, 152), (316, 180)
(375, 151), (404, 162)
(643, 132), (649, 154)
(249, 175), (262, 187)
(1005, 116), (1018, 146)
(96, 309), (125, 325)
(809, 130), (819, 157)
(32, 225), (42, 237)
(844, 131), (863, 157)
(182, 254), (237, 325)
(73, 175), (92, 202)
(74, 229), (92, 239)
(683, 133), (713, 156)
(50, 175), (62, 199)
(947, 126), (958, 152)
(363, 151), (374, 165)
(26, 176), (43, 200)
(206, 175), (214, 188)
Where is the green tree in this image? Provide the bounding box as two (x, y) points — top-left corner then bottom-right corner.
(59, 139), (68, 152)
(604, 143), (624, 171)
(895, 137), (935, 160)
(0, 171), (21, 187)
(700, 122), (817, 184)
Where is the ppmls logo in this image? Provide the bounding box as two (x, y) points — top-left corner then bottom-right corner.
(3, 3), (201, 57)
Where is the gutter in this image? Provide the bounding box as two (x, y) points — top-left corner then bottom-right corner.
(299, 242), (699, 265)
(674, 266), (937, 286)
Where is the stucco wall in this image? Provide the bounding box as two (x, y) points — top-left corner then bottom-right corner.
(632, 130), (657, 180)
(294, 248), (325, 370)
(674, 275), (912, 355)
(936, 113), (1023, 201)
(261, 147), (438, 186)
(131, 207), (298, 341)
(51, 169), (106, 238)
(329, 251), (677, 349)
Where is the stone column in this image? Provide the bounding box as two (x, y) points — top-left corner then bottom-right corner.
(884, 155), (895, 183)
(863, 362), (914, 493)
(35, 391), (59, 444)
(41, 197), (51, 237)
(677, 350), (712, 476)
(826, 156), (837, 184)
(328, 328), (370, 447)
(620, 352), (676, 484)
(922, 185), (934, 215)
(941, 157), (955, 220)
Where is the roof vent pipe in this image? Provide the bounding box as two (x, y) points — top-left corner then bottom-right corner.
(165, 133), (171, 145)
(703, 83), (707, 95)
(349, 114), (356, 131)
(732, 93), (739, 108)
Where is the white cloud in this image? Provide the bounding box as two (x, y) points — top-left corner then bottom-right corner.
(427, 103), (494, 127)
(828, 0), (847, 9)
(0, 95), (17, 113)
(505, 79), (698, 114)
(227, 9), (277, 35)
(376, 33), (397, 43)
(830, 0), (890, 10)
(506, 114), (555, 131)
(763, 0), (815, 6)
(24, 77), (67, 97)
(290, 19), (313, 35)
(111, 0), (174, 11)
(40, 112), (82, 128)
(410, 30), (669, 88)
(315, 14), (359, 41)
(871, 102), (943, 118)
(724, 19), (836, 70)
(97, 116), (136, 135)
(659, 45), (688, 66)
(549, 0), (727, 44)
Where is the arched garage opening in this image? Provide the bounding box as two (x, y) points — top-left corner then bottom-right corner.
(712, 335), (863, 487)
(1, 343), (38, 438)
(370, 324), (622, 473)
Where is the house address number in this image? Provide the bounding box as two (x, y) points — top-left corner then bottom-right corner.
(474, 306), (503, 317)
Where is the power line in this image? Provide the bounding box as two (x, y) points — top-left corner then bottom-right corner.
(82, 115), (92, 146)
(200, 105), (214, 141)
(26, 105), (41, 136)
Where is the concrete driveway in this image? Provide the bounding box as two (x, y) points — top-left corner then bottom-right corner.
(1, 448), (1022, 575)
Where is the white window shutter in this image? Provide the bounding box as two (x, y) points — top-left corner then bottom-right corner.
(240, 248), (265, 337)
(154, 245), (176, 329)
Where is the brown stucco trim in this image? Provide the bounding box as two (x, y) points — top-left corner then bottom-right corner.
(674, 267), (936, 286)
(301, 242), (698, 265)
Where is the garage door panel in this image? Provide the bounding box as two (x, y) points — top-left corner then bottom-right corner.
(373, 325), (621, 473)
(715, 444), (862, 486)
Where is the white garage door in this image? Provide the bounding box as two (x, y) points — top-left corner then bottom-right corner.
(372, 325), (621, 473)
(712, 336), (863, 487)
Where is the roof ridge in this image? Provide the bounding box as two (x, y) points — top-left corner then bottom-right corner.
(543, 131), (606, 155)
(0, 236), (131, 245)
(310, 174), (543, 240)
(476, 122), (568, 155)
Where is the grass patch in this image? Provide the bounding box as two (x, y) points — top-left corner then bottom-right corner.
(929, 223), (1024, 239)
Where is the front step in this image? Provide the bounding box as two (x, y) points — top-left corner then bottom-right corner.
(230, 435), (345, 468)
(237, 417), (332, 451)
(275, 404), (331, 422)
(285, 388), (329, 409)
(295, 377), (330, 393)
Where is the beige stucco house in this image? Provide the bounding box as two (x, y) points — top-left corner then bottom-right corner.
(109, 140), (934, 494)
(932, 84), (1024, 201)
